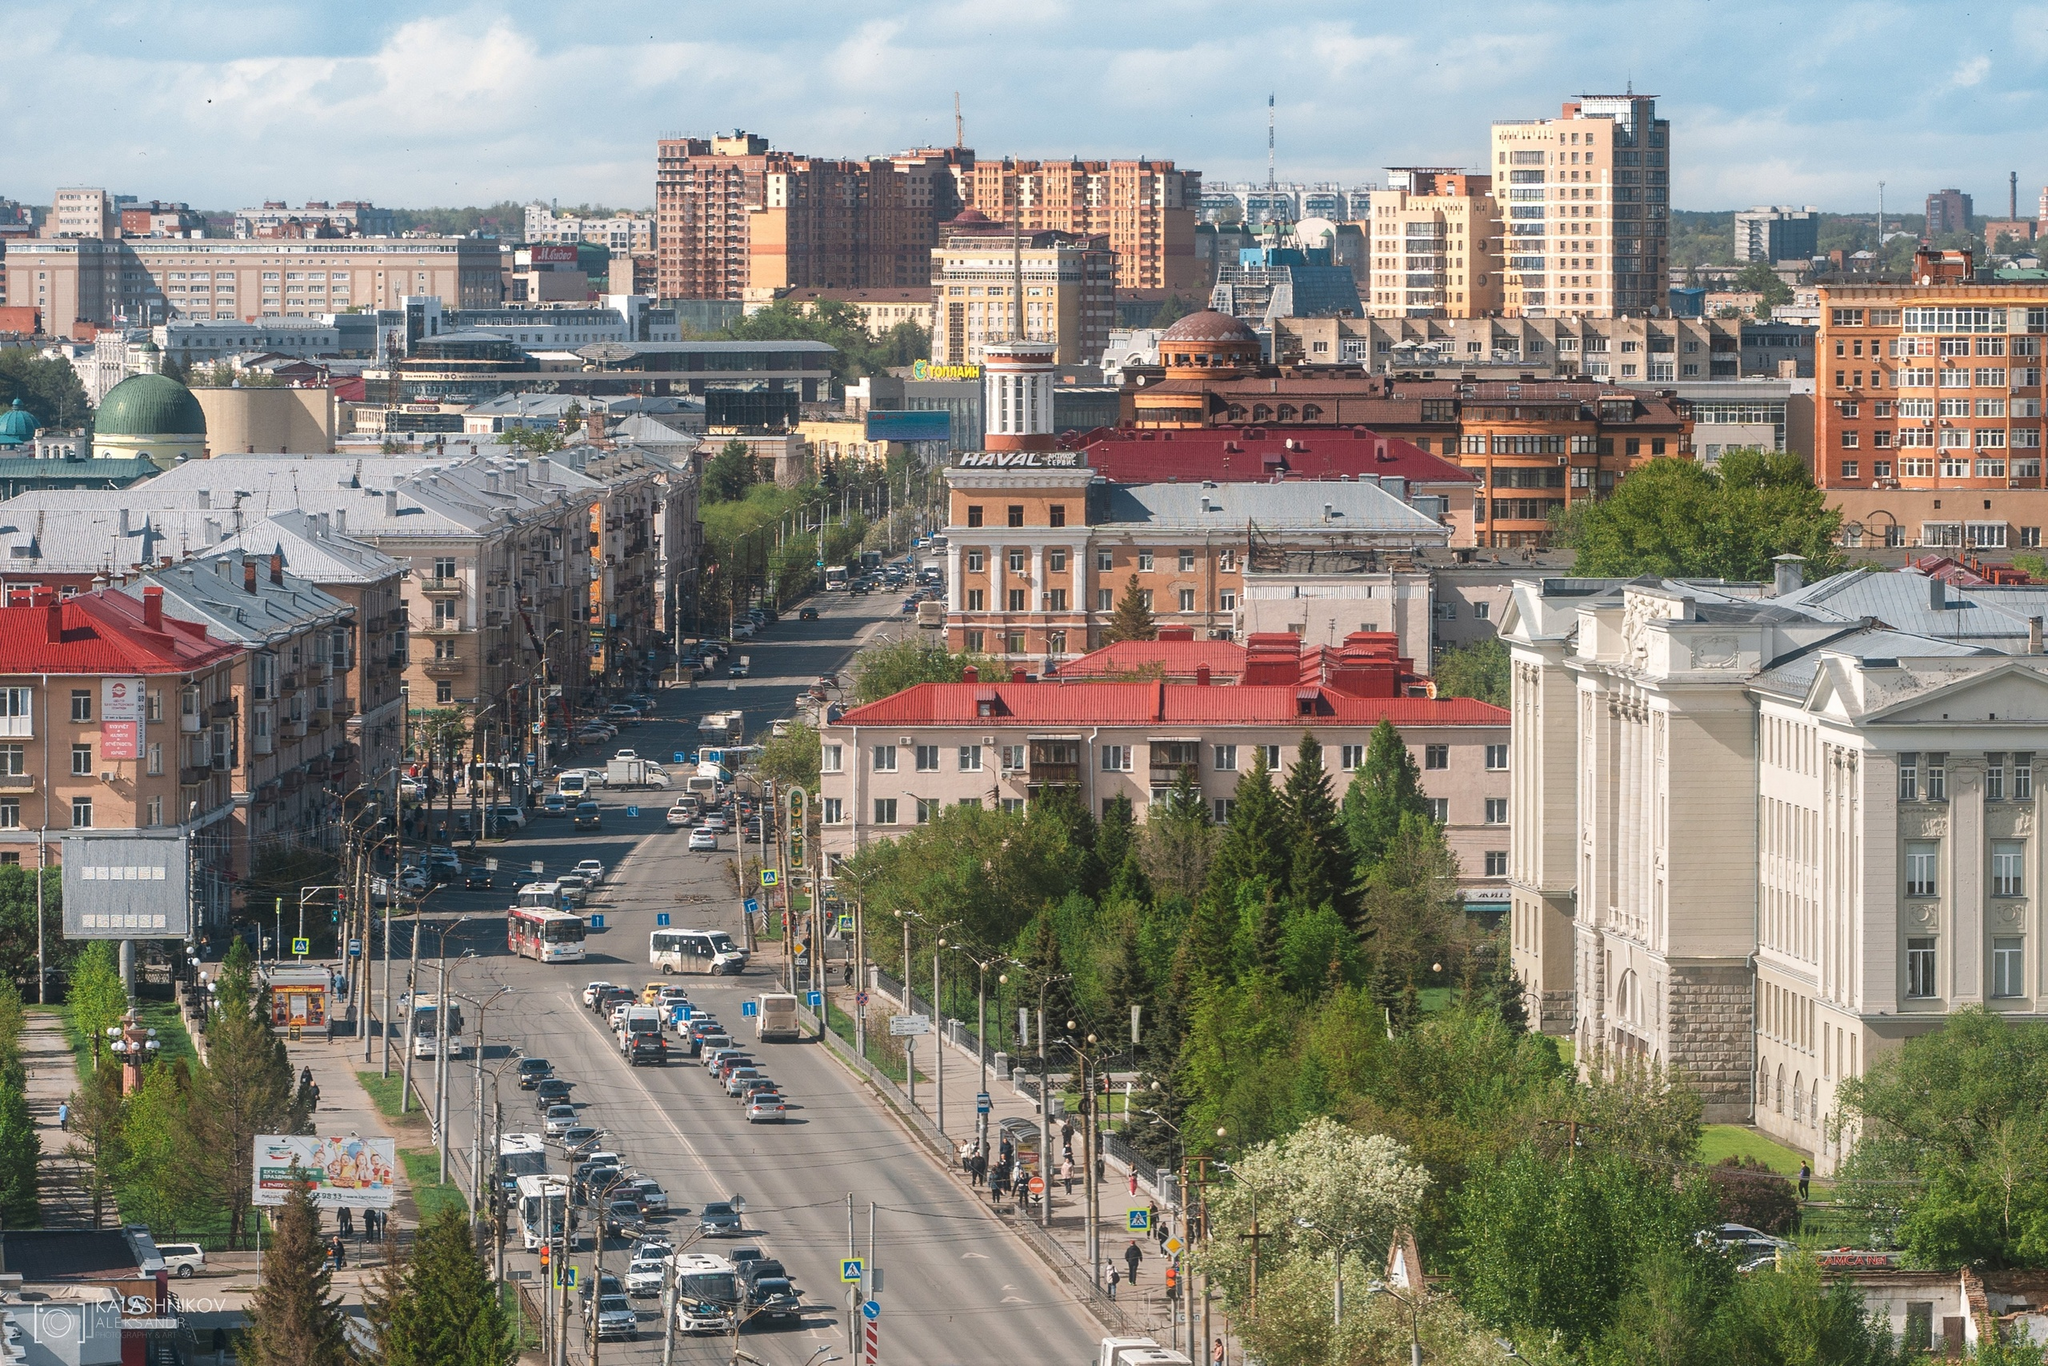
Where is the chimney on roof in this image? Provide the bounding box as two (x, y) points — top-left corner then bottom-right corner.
(385, 489), (398, 517)
(1772, 553), (1806, 597)
(269, 550), (284, 586)
(1928, 574), (1946, 610)
(196, 487), (211, 509)
(244, 558), (258, 595)
(2032, 617), (2044, 654)
(333, 510), (346, 536)
(1010, 667), (1026, 683)
(962, 665), (978, 683)
(118, 509), (130, 536)
(142, 585), (164, 631)
(1195, 664), (1211, 686)
(588, 411), (605, 444)
(44, 596), (62, 645)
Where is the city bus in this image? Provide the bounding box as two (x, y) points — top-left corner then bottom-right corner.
(649, 928), (748, 976)
(409, 995), (466, 1060)
(497, 1133), (548, 1197)
(824, 566), (848, 591)
(508, 906), (588, 963)
(515, 1173), (571, 1250)
(663, 1252), (740, 1333)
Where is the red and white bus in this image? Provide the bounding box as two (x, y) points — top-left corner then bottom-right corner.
(507, 906), (587, 964)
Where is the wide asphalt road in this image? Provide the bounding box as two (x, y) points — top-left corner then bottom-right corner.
(400, 586), (1106, 1366)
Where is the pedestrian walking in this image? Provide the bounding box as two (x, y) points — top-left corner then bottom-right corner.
(1129, 1170), (1139, 1198)
(308, 1082), (320, 1113)
(339, 1208), (353, 1238)
(1212, 1338), (1225, 1366)
(1798, 1161), (1811, 1201)
(211, 1327), (227, 1366)
(56, 1101), (68, 1130)
(1125, 1239), (1142, 1284)
(1106, 1267), (1119, 1301)
(1061, 1157), (1074, 1194)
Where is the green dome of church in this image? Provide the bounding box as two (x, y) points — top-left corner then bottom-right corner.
(95, 373), (206, 438)
(0, 399), (36, 447)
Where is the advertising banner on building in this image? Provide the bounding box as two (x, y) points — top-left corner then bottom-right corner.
(252, 1135), (397, 1209)
(61, 834), (190, 939)
(864, 410), (954, 443)
(100, 677), (143, 760)
(529, 244), (579, 266)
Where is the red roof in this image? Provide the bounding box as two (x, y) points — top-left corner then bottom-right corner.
(837, 679), (1504, 728)
(1056, 638), (1249, 680)
(1058, 630), (1421, 695)
(1069, 425), (1479, 487)
(0, 590), (240, 674)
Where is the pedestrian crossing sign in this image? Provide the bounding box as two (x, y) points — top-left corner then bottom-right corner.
(1127, 1207), (1150, 1232)
(760, 868), (779, 887)
(291, 937), (309, 957)
(841, 1257), (864, 1283)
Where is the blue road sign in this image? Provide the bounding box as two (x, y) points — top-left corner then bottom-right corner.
(627, 805), (640, 818)
(743, 898), (760, 915)
(759, 868), (779, 888)
(673, 752), (687, 765)
(840, 1258), (863, 1284)
(741, 1001), (758, 1018)
(1126, 1208), (1151, 1232)
(656, 912), (670, 927)
(565, 1266), (578, 1288)
(807, 991), (823, 1009)
(291, 937), (310, 956)
(855, 990), (869, 1007)
(976, 1092), (991, 1115)
(347, 939), (362, 957)
(862, 1299), (880, 1321)
(589, 914), (605, 930)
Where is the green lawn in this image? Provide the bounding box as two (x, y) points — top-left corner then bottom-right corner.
(400, 1149), (467, 1220)
(1698, 1124), (1808, 1176)
(823, 999), (924, 1086)
(356, 1068), (435, 1123)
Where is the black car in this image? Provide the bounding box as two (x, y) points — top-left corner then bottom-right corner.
(798, 607), (818, 621)
(573, 801), (602, 830)
(533, 1078), (573, 1109)
(575, 1166), (623, 1205)
(745, 1278), (801, 1326)
(516, 1058), (554, 1090)
(738, 1258), (787, 1291)
(604, 1198), (644, 1238)
(464, 867), (494, 890)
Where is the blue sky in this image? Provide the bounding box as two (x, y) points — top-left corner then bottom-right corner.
(11, 1), (2048, 215)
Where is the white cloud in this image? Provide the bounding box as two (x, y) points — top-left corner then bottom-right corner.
(1953, 53), (1992, 86)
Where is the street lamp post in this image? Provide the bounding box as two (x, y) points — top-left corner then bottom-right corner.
(1035, 972), (1071, 1228)
(1366, 1280), (1424, 1366)
(1294, 1216), (1378, 1350)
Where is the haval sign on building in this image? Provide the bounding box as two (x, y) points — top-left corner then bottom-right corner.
(951, 451), (1085, 468)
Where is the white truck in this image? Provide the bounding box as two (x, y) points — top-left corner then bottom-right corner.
(606, 758), (671, 789)
(754, 993), (799, 1042)
(1100, 1339), (1193, 1366)
(618, 1005), (669, 1066)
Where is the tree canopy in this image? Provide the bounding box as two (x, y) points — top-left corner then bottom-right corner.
(0, 348), (91, 431)
(1557, 448), (1844, 583)
(1101, 575), (1157, 644)
(1433, 638), (1509, 708)
(703, 439), (760, 504)
(849, 636), (1002, 704)
(721, 299), (929, 386)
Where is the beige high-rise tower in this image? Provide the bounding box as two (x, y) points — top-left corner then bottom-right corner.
(1490, 94), (1670, 318)
(1365, 170), (1505, 318)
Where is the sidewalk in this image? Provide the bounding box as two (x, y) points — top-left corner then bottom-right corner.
(21, 1009), (96, 1228)
(289, 1026), (438, 1235)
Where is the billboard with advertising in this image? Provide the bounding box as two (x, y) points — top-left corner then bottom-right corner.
(529, 243), (579, 266)
(864, 410), (954, 443)
(252, 1135), (397, 1209)
(101, 676), (143, 760)
(61, 834), (190, 939)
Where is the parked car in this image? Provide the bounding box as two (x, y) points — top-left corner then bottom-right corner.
(157, 1243), (207, 1278)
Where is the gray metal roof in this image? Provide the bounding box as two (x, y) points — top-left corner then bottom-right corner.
(1105, 479), (1447, 539)
(1779, 569), (2041, 642)
(120, 551), (352, 646)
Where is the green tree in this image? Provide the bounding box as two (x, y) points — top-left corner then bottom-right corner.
(1342, 720), (1434, 895)
(1100, 574), (1157, 644)
(1137, 767), (1214, 903)
(188, 943), (301, 1247)
(1481, 931), (1528, 1034)
(65, 941), (128, 1070)
(65, 1063), (124, 1227)
(1833, 1008), (2048, 1269)
(1733, 260), (1795, 309)
(704, 439), (760, 503)
(242, 1179), (349, 1366)
(0, 347), (92, 431)
(0, 865), (67, 1002)
(116, 1061), (207, 1236)
(498, 425), (564, 455)
(720, 298), (927, 386)
(1282, 733), (1350, 913)
(380, 1205), (518, 1366)
(1199, 750), (1289, 968)
(1434, 637), (1510, 708)
(755, 718), (822, 792)
(1360, 815), (1471, 998)
(849, 635), (1001, 704)
(1095, 796), (1138, 883)
(1560, 449), (1844, 583)
(0, 1066), (37, 1227)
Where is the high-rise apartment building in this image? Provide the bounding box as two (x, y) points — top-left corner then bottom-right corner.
(654, 133), (934, 301)
(1926, 188), (1974, 237)
(1364, 170), (1505, 318)
(48, 188), (119, 240)
(524, 204), (654, 254)
(929, 217), (1114, 365)
(1490, 94), (1670, 319)
(231, 201), (396, 239)
(959, 157), (1202, 292)
(1733, 206), (1820, 263)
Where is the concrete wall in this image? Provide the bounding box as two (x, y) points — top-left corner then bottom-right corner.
(193, 386), (334, 455)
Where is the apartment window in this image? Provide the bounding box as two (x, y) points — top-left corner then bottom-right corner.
(1486, 744), (1510, 770)
(1006, 505), (1024, 528)
(967, 506), (983, 528)
(1096, 589), (1113, 611)
(1993, 842), (2026, 897)
(1905, 841), (1939, 897)
(1178, 589), (1196, 612)
(916, 798), (940, 824)
(146, 690), (162, 723)
(1000, 798), (1026, 814)
(1926, 752), (1947, 801)
(1008, 550), (1026, 573)
(1097, 550), (1114, 571)
(1989, 753), (2006, 800)
(70, 689), (92, 723)
(967, 550), (984, 572)
(1007, 589), (1027, 612)
(146, 742), (162, 777)
(433, 556), (457, 580)
(1001, 745), (1026, 771)
(1006, 632), (1025, 653)
(1138, 590), (1153, 611)
(1138, 550), (1154, 571)
(1486, 797), (1510, 824)
(1178, 549), (1195, 571)
(1049, 505), (1066, 528)
(1340, 745), (1364, 770)
(821, 744), (843, 774)
(0, 688), (29, 737)
(958, 745), (983, 772)
(1906, 938), (1938, 999)
(71, 744), (92, 776)
(144, 796), (163, 827)
(964, 629), (985, 652)
(1213, 798), (1235, 822)
(872, 745), (898, 772)
(1993, 938), (2025, 998)
(1219, 591), (1236, 611)
(1264, 745), (1283, 769)
(1425, 744), (1449, 770)
(1484, 850), (1508, 877)
(1047, 589), (1067, 611)
(1425, 797), (1449, 823)
(1840, 461), (1859, 480)
(0, 799), (16, 829)
(967, 590), (986, 611)
(0, 745), (22, 777)
(1213, 745), (1238, 771)
(436, 680), (453, 704)
(1102, 746), (1133, 772)
(71, 797), (92, 828)
(1047, 549), (1066, 573)
(2018, 753), (2035, 799)
(822, 797), (844, 824)
(1898, 752), (1918, 802)
(915, 745), (940, 772)
(874, 799), (898, 825)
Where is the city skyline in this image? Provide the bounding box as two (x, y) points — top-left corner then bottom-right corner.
(8, 1), (2043, 216)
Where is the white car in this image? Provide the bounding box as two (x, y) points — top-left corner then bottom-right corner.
(157, 1243), (207, 1278)
(612, 750), (639, 763)
(665, 803), (698, 828)
(687, 828), (718, 852)
(574, 859), (606, 885)
(583, 981), (616, 1006)
(625, 1256), (668, 1298)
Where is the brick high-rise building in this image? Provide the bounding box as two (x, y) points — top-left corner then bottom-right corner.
(956, 156), (1202, 292)
(654, 132), (935, 301)
(1490, 94), (1670, 319)
(1925, 188), (1974, 237)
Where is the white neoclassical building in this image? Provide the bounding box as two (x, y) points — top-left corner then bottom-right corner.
(1502, 560), (2048, 1168)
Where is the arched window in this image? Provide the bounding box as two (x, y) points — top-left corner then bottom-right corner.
(1775, 1065), (1785, 1113)
(1759, 1058), (1770, 1106)
(1812, 1080), (1822, 1127)
(1227, 406), (1247, 422)
(1792, 1072), (1804, 1122)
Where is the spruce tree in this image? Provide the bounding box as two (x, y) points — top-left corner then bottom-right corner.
(0, 1068), (38, 1227)
(242, 1181), (348, 1366)
(1101, 915), (1153, 1053)
(1018, 912), (1077, 1038)
(1281, 732), (1349, 913)
(1488, 933), (1530, 1034)
(384, 1207), (517, 1366)
(1095, 796), (1137, 883)
(1341, 719), (1434, 916)
(1107, 849), (1154, 911)
(1206, 748), (1288, 893)
(1101, 575), (1157, 644)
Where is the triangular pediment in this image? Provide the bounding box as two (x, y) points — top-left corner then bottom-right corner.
(1861, 660), (2048, 725)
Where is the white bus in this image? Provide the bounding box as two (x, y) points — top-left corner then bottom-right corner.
(650, 928), (748, 976)
(824, 566), (848, 591)
(409, 995), (466, 1060)
(497, 1133), (548, 1196)
(515, 1173), (571, 1250)
(508, 906), (587, 963)
(754, 993), (799, 1041)
(663, 1252), (740, 1333)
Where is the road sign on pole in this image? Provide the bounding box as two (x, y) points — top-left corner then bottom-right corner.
(627, 805), (639, 818)
(743, 898), (760, 915)
(741, 1001), (758, 1018)
(656, 912), (670, 927)
(589, 914), (605, 930)
(976, 1091), (991, 1115)
(759, 868), (779, 888)
(291, 937), (310, 957)
(531, 860), (545, 875)
(807, 991), (823, 1009)
(888, 1014), (930, 1036)
(854, 990), (869, 1007)
(1127, 1207), (1151, 1232)
(861, 1299), (880, 1320)
(840, 1258), (864, 1284)
(347, 939), (362, 957)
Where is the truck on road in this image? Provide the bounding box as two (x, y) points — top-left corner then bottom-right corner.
(606, 757), (670, 789)
(1101, 1339), (1193, 1366)
(754, 993), (799, 1041)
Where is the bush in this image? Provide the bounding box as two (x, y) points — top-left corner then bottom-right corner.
(1708, 1155), (1799, 1235)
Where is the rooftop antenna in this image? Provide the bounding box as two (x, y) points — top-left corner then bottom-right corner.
(1878, 180), (1886, 251)
(1267, 93), (1276, 193)
(1012, 207), (1023, 340)
(954, 92), (963, 150)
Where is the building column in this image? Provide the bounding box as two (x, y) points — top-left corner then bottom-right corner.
(947, 543), (963, 611)
(1029, 547), (1045, 653)
(1950, 759), (1986, 1003)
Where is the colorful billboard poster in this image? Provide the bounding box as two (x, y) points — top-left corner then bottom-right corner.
(252, 1134), (397, 1209)
(101, 677), (143, 760)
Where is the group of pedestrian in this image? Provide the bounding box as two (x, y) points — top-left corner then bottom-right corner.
(1104, 1239), (1147, 1300)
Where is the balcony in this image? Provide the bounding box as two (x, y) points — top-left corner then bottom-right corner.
(309, 709), (333, 729)
(0, 773), (32, 792)
(179, 766), (210, 787)
(181, 711), (202, 733)
(278, 672), (300, 695)
(420, 577), (464, 598)
(210, 698), (236, 720)
(422, 658), (465, 678)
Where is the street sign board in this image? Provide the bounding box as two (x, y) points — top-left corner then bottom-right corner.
(836, 913), (854, 936)
(807, 991), (823, 1009)
(888, 1014), (930, 1037)
(1027, 1176), (1046, 1196)
(1164, 1236), (1185, 1256)
(347, 939), (361, 957)
(656, 912), (670, 927)
(976, 1091), (991, 1114)
(673, 752), (687, 764)
(855, 990), (869, 1006)
(759, 868), (779, 887)
(743, 898), (760, 915)
(291, 937), (310, 957)
(1126, 1207), (1150, 1232)
(840, 1258), (864, 1283)
(589, 914), (605, 930)
(627, 806), (639, 818)
(531, 860), (545, 874)
(485, 858), (499, 872)
(741, 1001), (758, 1018)
(861, 1299), (880, 1321)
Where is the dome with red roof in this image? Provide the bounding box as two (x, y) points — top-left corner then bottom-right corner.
(1157, 309), (1261, 380)
(1159, 309), (1260, 346)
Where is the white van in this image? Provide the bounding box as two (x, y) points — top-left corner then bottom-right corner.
(557, 772), (588, 797)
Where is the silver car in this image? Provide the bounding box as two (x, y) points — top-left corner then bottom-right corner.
(543, 1103), (578, 1137)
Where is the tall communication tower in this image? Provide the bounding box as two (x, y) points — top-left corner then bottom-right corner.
(1266, 92), (1276, 192)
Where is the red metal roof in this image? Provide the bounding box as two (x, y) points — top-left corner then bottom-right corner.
(1070, 425), (1478, 487)
(1055, 639), (1249, 679)
(837, 680), (1505, 728)
(0, 591), (240, 675)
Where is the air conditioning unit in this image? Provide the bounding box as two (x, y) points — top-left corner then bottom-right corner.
(100, 771), (114, 782)
(983, 736), (995, 746)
